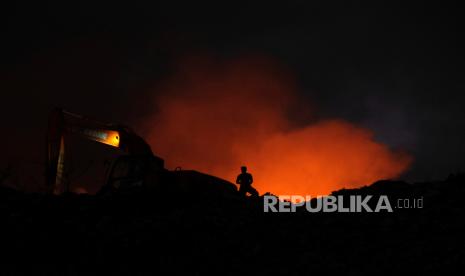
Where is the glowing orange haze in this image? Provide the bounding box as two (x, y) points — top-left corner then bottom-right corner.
(142, 56), (412, 196)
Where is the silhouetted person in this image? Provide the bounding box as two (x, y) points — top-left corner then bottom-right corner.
(236, 166), (259, 198)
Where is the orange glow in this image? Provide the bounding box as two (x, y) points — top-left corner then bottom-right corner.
(70, 127), (120, 147)
(98, 130), (120, 147)
(142, 56), (412, 196)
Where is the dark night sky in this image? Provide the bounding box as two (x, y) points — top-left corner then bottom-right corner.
(1, 1), (465, 188)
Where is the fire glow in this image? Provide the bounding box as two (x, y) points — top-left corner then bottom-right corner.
(142, 56), (412, 196)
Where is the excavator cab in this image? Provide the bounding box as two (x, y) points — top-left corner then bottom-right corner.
(102, 154), (165, 194)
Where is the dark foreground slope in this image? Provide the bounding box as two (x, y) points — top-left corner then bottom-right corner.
(1, 175), (464, 275)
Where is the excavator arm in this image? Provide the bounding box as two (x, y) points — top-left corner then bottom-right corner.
(46, 108), (163, 194)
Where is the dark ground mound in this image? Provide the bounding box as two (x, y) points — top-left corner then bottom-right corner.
(1, 175), (464, 275)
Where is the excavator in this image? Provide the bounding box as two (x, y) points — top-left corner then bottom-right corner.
(46, 108), (236, 197)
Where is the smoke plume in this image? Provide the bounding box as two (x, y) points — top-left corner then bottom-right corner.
(142, 56), (412, 196)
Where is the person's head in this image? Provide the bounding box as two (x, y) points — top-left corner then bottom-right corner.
(241, 166), (247, 173)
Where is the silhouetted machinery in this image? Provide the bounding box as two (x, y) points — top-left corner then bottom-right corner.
(46, 108), (236, 196)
